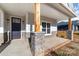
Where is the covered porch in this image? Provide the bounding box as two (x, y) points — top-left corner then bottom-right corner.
(0, 3), (76, 56)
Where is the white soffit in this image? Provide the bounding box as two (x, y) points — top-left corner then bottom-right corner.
(48, 3), (76, 18)
(0, 3), (34, 16)
(0, 3), (70, 20)
(41, 4), (69, 20)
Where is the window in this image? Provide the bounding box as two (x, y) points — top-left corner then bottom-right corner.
(12, 17), (21, 23)
(47, 23), (50, 33)
(42, 22), (46, 33)
(42, 22), (51, 34)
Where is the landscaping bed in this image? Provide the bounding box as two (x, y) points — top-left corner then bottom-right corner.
(46, 32), (79, 56)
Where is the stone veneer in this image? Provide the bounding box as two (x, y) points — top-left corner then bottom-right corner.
(30, 32), (45, 56)
(25, 31), (58, 56)
(66, 30), (73, 40)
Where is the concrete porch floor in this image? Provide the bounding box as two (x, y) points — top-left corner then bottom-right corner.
(43, 35), (71, 55)
(0, 36), (70, 56)
(0, 39), (32, 56)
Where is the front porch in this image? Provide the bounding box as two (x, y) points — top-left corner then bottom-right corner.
(0, 3), (76, 56)
(0, 33), (70, 56)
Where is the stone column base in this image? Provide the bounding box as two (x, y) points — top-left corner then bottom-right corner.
(66, 30), (73, 41)
(30, 32), (45, 56)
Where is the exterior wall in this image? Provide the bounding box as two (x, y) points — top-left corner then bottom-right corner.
(27, 13), (57, 34)
(28, 13), (34, 32)
(0, 9), (4, 45)
(41, 16), (57, 33)
(4, 13), (26, 40)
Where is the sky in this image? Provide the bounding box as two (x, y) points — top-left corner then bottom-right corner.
(73, 3), (79, 16)
(59, 3), (79, 23)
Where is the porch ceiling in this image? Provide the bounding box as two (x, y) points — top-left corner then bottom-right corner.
(0, 3), (76, 21)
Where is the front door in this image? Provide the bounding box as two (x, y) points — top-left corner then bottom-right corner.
(11, 17), (21, 39)
(78, 26), (79, 31)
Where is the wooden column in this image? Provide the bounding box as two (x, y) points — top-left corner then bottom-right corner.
(34, 3), (40, 32)
(68, 18), (72, 31)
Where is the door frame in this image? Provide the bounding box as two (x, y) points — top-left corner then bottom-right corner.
(10, 16), (22, 39)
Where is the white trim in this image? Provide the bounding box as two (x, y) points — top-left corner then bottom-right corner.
(61, 3), (76, 17)
(0, 9), (4, 33)
(25, 12), (29, 32)
(0, 27), (3, 33)
(71, 31), (73, 41)
(45, 34), (52, 36)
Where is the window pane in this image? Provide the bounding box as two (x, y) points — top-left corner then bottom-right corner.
(13, 19), (20, 23)
(42, 22), (46, 28)
(42, 29), (46, 33)
(47, 23), (50, 28)
(47, 29), (50, 33)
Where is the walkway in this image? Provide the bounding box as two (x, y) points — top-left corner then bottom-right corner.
(0, 39), (32, 56)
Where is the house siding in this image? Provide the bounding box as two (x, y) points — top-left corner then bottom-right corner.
(27, 13), (57, 33)
(0, 9), (4, 45)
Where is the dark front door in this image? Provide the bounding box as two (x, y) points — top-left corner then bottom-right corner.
(11, 17), (21, 39)
(78, 26), (79, 31)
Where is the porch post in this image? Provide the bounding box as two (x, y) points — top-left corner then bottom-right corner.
(30, 3), (45, 56)
(76, 26), (78, 31)
(68, 18), (72, 31)
(67, 18), (73, 40)
(34, 3), (40, 32)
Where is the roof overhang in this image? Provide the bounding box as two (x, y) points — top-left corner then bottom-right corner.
(46, 3), (76, 18)
(0, 3), (76, 21)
